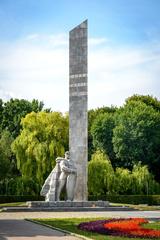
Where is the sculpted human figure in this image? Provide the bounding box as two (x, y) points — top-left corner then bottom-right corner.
(40, 151), (77, 201)
(57, 151), (77, 201)
(40, 158), (61, 201)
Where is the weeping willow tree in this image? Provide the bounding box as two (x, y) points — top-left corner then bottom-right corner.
(114, 168), (132, 194)
(132, 163), (160, 195)
(88, 151), (160, 196)
(88, 150), (115, 196)
(12, 111), (68, 186)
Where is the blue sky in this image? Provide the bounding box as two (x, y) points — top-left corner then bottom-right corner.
(0, 0), (160, 111)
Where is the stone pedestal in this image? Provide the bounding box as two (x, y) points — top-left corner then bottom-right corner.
(27, 201), (110, 211)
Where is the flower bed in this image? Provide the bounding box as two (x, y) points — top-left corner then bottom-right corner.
(78, 218), (160, 238)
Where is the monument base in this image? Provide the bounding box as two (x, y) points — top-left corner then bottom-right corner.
(27, 200), (109, 209)
(2, 201), (136, 212)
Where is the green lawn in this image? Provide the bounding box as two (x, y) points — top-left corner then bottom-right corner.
(0, 202), (26, 207)
(111, 203), (160, 211)
(34, 218), (160, 240)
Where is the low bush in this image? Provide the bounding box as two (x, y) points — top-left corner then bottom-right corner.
(0, 195), (44, 204)
(89, 195), (160, 205)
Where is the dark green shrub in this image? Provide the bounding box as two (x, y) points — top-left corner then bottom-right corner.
(89, 195), (160, 205)
(0, 195), (44, 204)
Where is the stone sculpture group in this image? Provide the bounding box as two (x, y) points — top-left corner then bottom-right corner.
(40, 151), (77, 201)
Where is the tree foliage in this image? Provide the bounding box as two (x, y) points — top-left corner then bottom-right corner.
(1, 98), (44, 138)
(88, 106), (117, 160)
(0, 177), (40, 195)
(114, 168), (132, 194)
(91, 112), (116, 164)
(90, 95), (160, 182)
(12, 111), (68, 185)
(0, 99), (3, 124)
(1, 94), (160, 195)
(88, 151), (115, 196)
(131, 163), (159, 195)
(113, 100), (160, 180)
(0, 98), (44, 188)
(126, 94), (160, 111)
(0, 130), (14, 180)
(88, 151), (160, 196)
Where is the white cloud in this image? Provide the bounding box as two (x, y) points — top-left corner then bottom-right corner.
(25, 33), (68, 48)
(89, 45), (160, 108)
(0, 33), (160, 111)
(0, 88), (19, 101)
(26, 34), (40, 40)
(89, 37), (108, 46)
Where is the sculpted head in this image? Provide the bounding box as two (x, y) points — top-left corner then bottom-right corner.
(65, 151), (70, 159)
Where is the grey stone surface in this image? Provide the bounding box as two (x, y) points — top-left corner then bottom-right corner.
(69, 20), (88, 201)
(27, 201), (109, 208)
(1, 210), (160, 220)
(0, 219), (81, 240)
(40, 152), (77, 201)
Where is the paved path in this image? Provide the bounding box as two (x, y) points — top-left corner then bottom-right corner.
(0, 211), (160, 240)
(0, 210), (160, 220)
(0, 214), (82, 240)
(0, 219), (81, 240)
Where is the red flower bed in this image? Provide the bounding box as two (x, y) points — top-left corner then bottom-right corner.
(78, 218), (160, 238)
(104, 218), (160, 238)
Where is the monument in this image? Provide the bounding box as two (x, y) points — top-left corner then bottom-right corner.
(27, 20), (109, 209)
(39, 20), (88, 202)
(69, 19), (88, 201)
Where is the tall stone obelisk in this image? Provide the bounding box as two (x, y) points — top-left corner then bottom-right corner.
(69, 20), (88, 201)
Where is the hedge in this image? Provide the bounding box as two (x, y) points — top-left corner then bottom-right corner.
(0, 195), (160, 205)
(0, 195), (44, 204)
(89, 195), (160, 205)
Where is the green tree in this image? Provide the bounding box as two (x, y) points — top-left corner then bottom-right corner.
(113, 164), (160, 195)
(131, 163), (160, 195)
(88, 106), (117, 160)
(0, 98), (44, 185)
(88, 151), (115, 196)
(7, 177), (40, 195)
(12, 111), (69, 185)
(2, 98), (44, 138)
(114, 168), (132, 194)
(113, 100), (160, 180)
(0, 99), (3, 125)
(0, 130), (14, 180)
(91, 112), (116, 165)
(126, 94), (160, 111)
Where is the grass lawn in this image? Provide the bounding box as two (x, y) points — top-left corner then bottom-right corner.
(34, 218), (160, 240)
(0, 202), (26, 207)
(111, 203), (160, 211)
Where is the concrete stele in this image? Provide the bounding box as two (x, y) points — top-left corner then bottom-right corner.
(69, 20), (88, 201)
